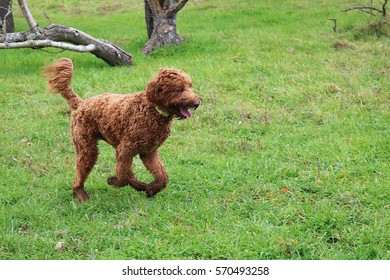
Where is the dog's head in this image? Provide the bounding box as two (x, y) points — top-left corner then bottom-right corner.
(146, 68), (201, 119)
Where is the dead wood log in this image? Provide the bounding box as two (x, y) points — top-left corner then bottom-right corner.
(0, 0), (132, 66)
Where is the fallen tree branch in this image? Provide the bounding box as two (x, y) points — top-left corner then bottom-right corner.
(0, 39), (96, 52)
(17, 0), (38, 29)
(0, 0), (132, 66)
(328, 18), (337, 32)
(1, 24), (132, 66)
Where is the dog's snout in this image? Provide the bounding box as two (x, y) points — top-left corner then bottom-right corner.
(193, 99), (201, 110)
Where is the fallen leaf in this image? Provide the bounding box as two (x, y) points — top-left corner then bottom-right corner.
(281, 188), (290, 193)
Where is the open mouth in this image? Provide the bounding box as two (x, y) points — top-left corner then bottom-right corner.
(179, 107), (192, 118)
(177, 101), (200, 119)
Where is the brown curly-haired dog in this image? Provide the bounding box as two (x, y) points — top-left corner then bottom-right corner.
(42, 58), (200, 202)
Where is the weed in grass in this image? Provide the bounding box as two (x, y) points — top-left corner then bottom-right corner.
(352, 18), (390, 39)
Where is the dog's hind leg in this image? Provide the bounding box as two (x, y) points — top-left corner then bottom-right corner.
(140, 151), (169, 197)
(71, 136), (99, 202)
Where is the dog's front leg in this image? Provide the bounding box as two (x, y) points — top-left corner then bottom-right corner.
(107, 144), (148, 191)
(140, 151), (169, 197)
(107, 144), (135, 187)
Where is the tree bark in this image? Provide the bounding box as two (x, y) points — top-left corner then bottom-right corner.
(145, 0), (155, 38)
(142, 0), (189, 55)
(0, 0), (14, 33)
(1, 24), (132, 66)
(0, 0), (132, 66)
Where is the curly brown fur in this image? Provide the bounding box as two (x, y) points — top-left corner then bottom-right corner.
(42, 58), (200, 202)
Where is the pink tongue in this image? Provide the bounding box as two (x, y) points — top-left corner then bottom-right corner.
(180, 107), (191, 118)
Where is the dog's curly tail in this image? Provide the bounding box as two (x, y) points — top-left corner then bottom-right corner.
(41, 58), (83, 110)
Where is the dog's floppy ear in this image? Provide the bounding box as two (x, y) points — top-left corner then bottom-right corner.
(146, 68), (187, 106)
(146, 68), (175, 104)
(145, 72), (162, 104)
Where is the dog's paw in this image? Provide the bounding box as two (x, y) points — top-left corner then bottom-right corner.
(146, 185), (160, 198)
(146, 190), (156, 198)
(73, 187), (90, 202)
(129, 178), (148, 192)
(107, 176), (129, 187)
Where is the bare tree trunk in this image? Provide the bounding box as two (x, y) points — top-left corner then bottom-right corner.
(0, 0), (132, 66)
(143, 0), (189, 55)
(145, 0), (155, 38)
(0, 0), (14, 33)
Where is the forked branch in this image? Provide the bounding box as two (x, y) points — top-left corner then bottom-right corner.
(341, 0), (388, 17)
(167, 0), (189, 17)
(0, 0), (132, 66)
(146, 0), (163, 16)
(17, 0), (38, 29)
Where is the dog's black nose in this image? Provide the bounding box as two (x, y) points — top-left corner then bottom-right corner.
(193, 100), (201, 110)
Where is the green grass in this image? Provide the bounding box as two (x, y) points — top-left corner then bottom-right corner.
(0, 0), (389, 260)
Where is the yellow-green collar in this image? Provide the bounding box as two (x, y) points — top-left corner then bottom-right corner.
(155, 106), (170, 117)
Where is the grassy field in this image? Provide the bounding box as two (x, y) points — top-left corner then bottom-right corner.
(0, 0), (389, 260)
